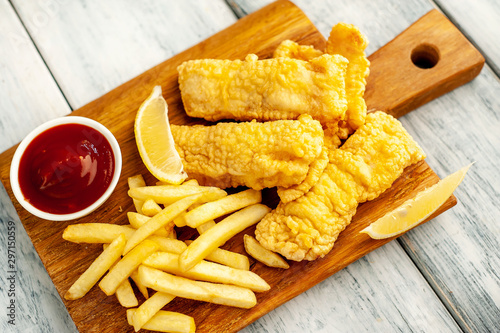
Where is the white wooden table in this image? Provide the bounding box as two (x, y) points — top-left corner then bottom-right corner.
(1, 0), (498, 332)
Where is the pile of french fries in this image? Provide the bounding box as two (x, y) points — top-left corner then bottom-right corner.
(63, 175), (289, 332)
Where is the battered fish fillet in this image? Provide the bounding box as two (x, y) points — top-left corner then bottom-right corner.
(327, 23), (370, 138)
(273, 24), (369, 138)
(273, 40), (324, 61)
(177, 54), (348, 124)
(273, 26), (369, 202)
(255, 112), (426, 261)
(170, 115), (324, 190)
(276, 148), (329, 203)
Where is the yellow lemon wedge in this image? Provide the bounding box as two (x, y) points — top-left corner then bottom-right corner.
(360, 163), (472, 239)
(135, 86), (187, 184)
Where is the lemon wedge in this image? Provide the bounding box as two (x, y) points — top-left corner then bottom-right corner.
(135, 86), (187, 184)
(360, 163), (472, 239)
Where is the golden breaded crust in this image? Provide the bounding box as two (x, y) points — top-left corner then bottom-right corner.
(277, 147), (329, 203)
(256, 112), (426, 261)
(326, 23), (370, 136)
(177, 54), (348, 124)
(273, 40), (324, 61)
(171, 115), (324, 190)
(340, 112), (426, 202)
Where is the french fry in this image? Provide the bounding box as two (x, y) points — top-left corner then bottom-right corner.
(182, 179), (199, 186)
(244, 234), (289, 269)
(139, 265), (257, 308)
(65, 234), (126, 300)
(183, 189), (262, 228)
(167, 228), (177, 239)
(115, 278), (139, 308)
(155, 179), (198, 186)
(130, 269), (149, 300)
(148, 235), (187, 254)
(128, 185), (225, 205)
(173, 212), (188, 227)
(141, 198), (163, 217)
(205, 248), (250, 271)
(178, 204), (271, 272)
(157, 179), (199, 186)
(196, 220), (216, 234)
(123, 194), (201, 255)
(104, 243), (140, 307)
(97, 225), (184, 254)
(99, 240), (159, 296)
(127, 308), (195, 333)
(173, 189), (228, 227)
(144, 252), (269, 292)
(128, 175), (146, 214)
(132, 291), (176, 331)
(185, 240), (250, 270)
(63, 224), (135, 243)
(127, 212), (169, 237)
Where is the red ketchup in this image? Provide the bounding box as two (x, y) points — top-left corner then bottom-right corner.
(18, 123), (115, 215)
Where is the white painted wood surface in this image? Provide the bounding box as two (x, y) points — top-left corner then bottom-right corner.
(0, 0), (498, 332)
(10, 0), (237, 109)
(0, 0), (70, 152)
(0, 1), (75, 332)
(231, 0), (500, 332)
(435, 0), (500, 75)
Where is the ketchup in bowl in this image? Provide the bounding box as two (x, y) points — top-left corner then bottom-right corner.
(10, 116), (122, 221)
(18, 123), (114, 214)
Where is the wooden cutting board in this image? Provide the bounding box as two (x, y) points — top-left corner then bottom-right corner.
(0, 1), (484, 332)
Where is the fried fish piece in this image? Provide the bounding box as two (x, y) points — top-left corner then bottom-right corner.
(170, 115), (324, 190)
(273, 23), (369, 137)
(273, 40), (324, 61)
(255, 112), (426, 261)
(277, 147), (329, 203)
(272, 25), (370, 202)
(326, 23), (370, 137)
(177, 54), (348, 124)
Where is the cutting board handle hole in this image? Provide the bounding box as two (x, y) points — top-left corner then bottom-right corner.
(411, 43), (440, 69)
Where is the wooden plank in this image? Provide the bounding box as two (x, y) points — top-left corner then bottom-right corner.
(10, 0), (238, 109)
(435, 0), (500, 76)
(364, 9), (484, 118)
(227, 1), (500, 332)
(0, 1), (70, 153)
(244, 241), (461, 332)
(227, 1), (469, 332)
(376, 1), (500, 331)
(0, 2), (75, 333)
(229, 0), (435, 55)
(263, 0), (498, 332)
(226, 0), (272, 17)
(1, 1), (236, 332)
(0, 1), (482, 331)
(397, 67), (500, 332)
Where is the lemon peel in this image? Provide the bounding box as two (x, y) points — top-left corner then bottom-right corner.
(135, 86), (187, 184)
(361, 163), (472, 239)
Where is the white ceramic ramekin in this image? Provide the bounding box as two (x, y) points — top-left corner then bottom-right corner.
(10, 116), (122, 221)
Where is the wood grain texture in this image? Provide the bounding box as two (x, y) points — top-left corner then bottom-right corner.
(364, 9), (484, 118)
(232, 1), (500, 332)
(397, 69), (500, 332)
(10, 0), (238, 109)
(0, 1), (480, 331)
(230, 0), (435, 55)
(0, 182), (77, 333)
(435, 0), (500, 76)
(243, 240), (462, 333)
(0, 1), (70, 154)
(0, 3), (76, 333)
